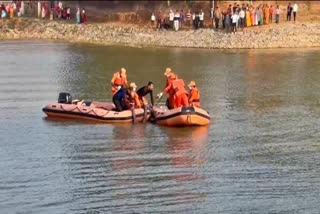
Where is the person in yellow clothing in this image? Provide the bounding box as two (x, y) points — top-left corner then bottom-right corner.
(265, 5), (270, 24)
(9, 4), (14, 18)
(188, 81), (200, 108)
(246, 9), (251, 27)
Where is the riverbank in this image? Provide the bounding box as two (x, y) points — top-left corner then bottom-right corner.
(0, 18), (319, 49)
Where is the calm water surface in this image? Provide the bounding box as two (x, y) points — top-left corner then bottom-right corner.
(0, 41), (320, 213)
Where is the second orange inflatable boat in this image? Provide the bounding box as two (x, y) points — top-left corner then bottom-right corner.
(152, 106), (210, 126)
(42, 93), (149, 123)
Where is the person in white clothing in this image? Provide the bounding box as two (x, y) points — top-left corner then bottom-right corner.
(199, 9), (204, 28)
(41, 5), (46, 19)
(20, 1), (25, 15)
(192, 12), (196, 29)
(231, 12), (239, 33)
(37, 1), (41, 18)
(151, 12), (155, 27)
(58, 1), (63, 10)
(169, 10), (174, 30)
(210, 7), (214, 28)
(293, 3), (298, 22)
(275, 5), (280, 24)
(239, 8), (245, 29)
(173, 10), (180, 31)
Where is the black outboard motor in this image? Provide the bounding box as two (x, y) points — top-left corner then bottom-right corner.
(58, 92), (72, 104)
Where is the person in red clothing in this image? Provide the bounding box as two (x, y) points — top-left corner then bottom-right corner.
(188, 81), (200, 108)
(111, 68), (128, 95)
(269, 5), (274, 23)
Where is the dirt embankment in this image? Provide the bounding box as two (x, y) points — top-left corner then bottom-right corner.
(0, 18), (319, 49)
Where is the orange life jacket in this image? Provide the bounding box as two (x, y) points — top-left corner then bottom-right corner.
(188, 87), (200, 107)
(131, 91), (142, 109)
(163, 74), (179, 94)
(171, 79), (188, 97)
(111, 72), (127, 87)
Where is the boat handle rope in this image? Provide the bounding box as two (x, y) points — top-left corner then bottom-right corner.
(91, 108), (109, 117)
(77, 107), (109, 117)
(60, 105), (78, 112)
(60, 105), (109, 117)
(61, 105), (87, 114)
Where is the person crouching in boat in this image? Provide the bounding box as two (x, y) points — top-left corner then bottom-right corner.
(188, 81), (201, 108)
(128, 82), (142, 109)
(161, 73), (189, 108)
(111, 67), (128, 95)
(112, 86), (129, 112)
(136, 81), (155, 107)
(112, 83), (141, 112)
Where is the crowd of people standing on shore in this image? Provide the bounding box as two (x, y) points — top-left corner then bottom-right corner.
(0, 1), (87, 24)
(1, 1), (300, 33)
(151, 2), (299, 33)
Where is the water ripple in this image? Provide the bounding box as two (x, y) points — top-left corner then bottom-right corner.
(0, 42), (320, 213)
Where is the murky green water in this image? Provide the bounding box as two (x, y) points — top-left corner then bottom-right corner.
(0, 40), (320, 213)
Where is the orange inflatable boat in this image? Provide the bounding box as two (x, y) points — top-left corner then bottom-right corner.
(151, 106), (210, 126)
(42, 93), (149, 123)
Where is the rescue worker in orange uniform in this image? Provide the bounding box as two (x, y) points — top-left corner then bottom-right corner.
(128, 82), (142, 109)
(163, 67), (172, 89)
(158, 68), (178, 109)
(162, 73), (189, 108)
(111, 67), (128, 95)
(188, 81), (201, 108)
(112, 86), (131, 112)
(113, 82), (141, 112)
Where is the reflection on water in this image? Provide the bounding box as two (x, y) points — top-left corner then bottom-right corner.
(61, 124), (209, 213)
(0, 41), (320, 213)
(165, 126), (208, 168)
(111, 124), (147, 170)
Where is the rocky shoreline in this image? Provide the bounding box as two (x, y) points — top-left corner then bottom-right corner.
(0, 18), (319, 49)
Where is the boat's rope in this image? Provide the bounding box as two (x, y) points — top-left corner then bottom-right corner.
(60, 105), (78, 112)
(60, 104), (109, 117)
(91, 108), (109, 117)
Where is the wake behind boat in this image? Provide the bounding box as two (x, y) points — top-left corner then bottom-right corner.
(42, 93), (149, 123)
